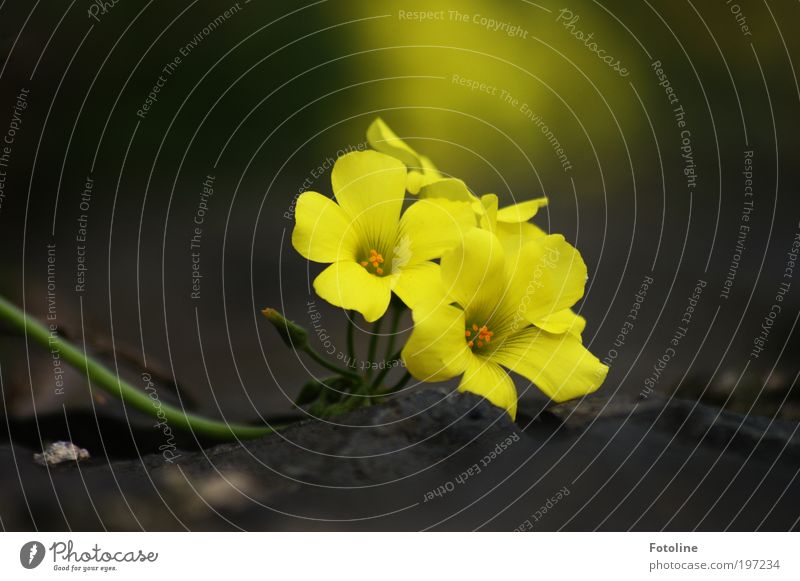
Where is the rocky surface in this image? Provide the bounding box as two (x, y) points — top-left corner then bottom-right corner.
(1, 388), (798, 531)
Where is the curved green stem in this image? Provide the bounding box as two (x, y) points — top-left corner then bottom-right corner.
(0, 295), (274, 441)
(364, 317), (383, 381)
(370, 349), (402, 391)
(346, 311), (356, 369)
(383, 306), (402, 368)
(302, 345), (360, 381)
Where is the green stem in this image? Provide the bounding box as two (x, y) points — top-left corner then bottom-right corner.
(370, 349), (402, 391)
(302, 345), (360, 381)
(364, 317), (382, 381)
(0, 295), (273, 441)
(346, 311), (356, 370)
(383, 306), (402, 368)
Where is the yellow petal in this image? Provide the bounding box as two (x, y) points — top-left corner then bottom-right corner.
(477, 193), (498, 233)
(458, 356), (518, 419)
(496, 197), (548, 223)
(419, 155), (441, 181)
(292, 191), (357, 263)
(366, 117), (424, 169)
(534, 309), (586, 337)
(492, 327), (607, 402)
(366, 119), (442, 195)
(496, 221), (547, 258)
(402, 301), (470, 382)
(313, 261), (392, 322)
(407, 171), (425, 196)
(440, 228), (506, 315)
(331, 150), (406, 244)
(417, 178), (477, 203)
(392, 261), (447, 308)
(506, 234), (587, 323)
(396, 198), (476, 263)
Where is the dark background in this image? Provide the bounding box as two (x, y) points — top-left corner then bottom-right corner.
(0, 0), (798, 530)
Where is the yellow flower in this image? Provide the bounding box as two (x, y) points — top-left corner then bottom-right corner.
(292, 150), (474, 322)
(475, 193), (548, 256)
(472, 193), (588, 336)
(366, 118), (550, 251)
(366, 118), (485, 205)
(417, 176), (477, 202)
(365, 117), (584, 340)
(367, 118), (442, 194)
(401, 228), (608, 419)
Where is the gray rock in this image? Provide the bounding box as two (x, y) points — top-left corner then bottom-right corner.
(0, 388), (798, 531)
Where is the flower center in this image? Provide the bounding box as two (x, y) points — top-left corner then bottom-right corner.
(360, 249), (386, 276)
(465, 323), (494, 350)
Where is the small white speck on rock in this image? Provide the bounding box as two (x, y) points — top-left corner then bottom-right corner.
(33, 441), (90, 466)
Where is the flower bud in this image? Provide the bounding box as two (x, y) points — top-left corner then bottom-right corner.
(261, 308), (308, 349)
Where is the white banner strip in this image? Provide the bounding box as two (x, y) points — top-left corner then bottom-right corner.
(0, 532), (796, 579)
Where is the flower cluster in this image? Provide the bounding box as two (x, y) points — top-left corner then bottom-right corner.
(280, 119), (607, 419)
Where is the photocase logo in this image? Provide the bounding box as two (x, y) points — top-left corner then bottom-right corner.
(19, 541), (46, 569)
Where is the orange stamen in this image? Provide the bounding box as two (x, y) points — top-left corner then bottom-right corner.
(466, 323), (494, 350)
(361, 249), (387, 276)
